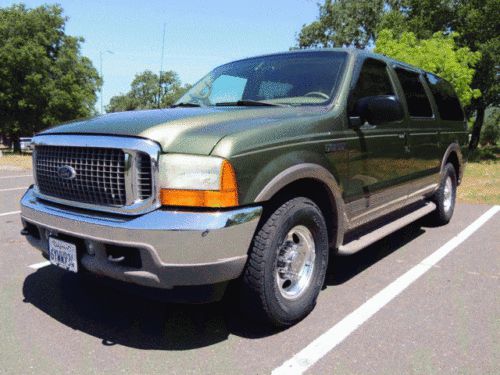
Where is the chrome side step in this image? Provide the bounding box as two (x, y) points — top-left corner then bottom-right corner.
(338, 202), (436, 255)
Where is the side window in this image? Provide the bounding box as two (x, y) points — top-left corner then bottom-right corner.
(349, 59), (394, 115)
(395, 68), (433, 117)
(425, 73), (464, 121)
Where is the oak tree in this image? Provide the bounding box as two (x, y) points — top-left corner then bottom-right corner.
(106, 70), (191, 112)
(0, 4), (101, 149)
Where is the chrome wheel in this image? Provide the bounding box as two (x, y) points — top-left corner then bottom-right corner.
(275, 225), (316, 300)
(443, 176), (453, 213)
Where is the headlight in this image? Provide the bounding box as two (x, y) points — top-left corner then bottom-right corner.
(158, 154), (238, 208)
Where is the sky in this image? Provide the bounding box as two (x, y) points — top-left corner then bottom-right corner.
(1, 0), (320, 112)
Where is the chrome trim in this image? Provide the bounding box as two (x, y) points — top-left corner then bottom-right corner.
(31, 134), (161, 215)
(408, 132), (439, 136)
(408, 183), (439, 198)
(349, 183), (438, 222)
(440, 131), (468, 135)
(21, 187), (262, 266)
(275, 225), (316, 300)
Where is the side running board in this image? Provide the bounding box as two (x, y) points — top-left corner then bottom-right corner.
(338, 202), (436, 255)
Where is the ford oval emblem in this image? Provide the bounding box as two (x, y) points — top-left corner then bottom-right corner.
(57, 165), (77, 180)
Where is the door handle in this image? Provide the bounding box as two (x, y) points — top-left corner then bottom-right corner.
(108, 254), (125, 263)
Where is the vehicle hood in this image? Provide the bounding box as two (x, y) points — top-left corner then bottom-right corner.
(39, 107), (317, 154)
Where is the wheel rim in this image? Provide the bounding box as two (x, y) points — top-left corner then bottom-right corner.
(275, 225), (316, 300)
(443, 176), (453, 213)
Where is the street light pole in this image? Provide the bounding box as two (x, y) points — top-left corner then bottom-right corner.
(99, 50), (114, 114)
(158, 22), (166, 108)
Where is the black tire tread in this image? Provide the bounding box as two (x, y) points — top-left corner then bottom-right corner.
(241, 197), (325, 326)
(429, 163), (457, 225)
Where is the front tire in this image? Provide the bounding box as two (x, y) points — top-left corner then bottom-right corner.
(240, 197), (329, 327)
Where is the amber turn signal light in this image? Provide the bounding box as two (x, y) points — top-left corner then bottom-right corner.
(160, 160), (238, 208)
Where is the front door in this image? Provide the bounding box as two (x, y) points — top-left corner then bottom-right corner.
(344, 58), (408, 221)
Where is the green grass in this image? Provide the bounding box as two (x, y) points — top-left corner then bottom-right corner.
(458, 161), (499, 205)
(0, 153), (32, 170)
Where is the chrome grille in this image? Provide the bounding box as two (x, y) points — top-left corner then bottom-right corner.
(32, 135), (159, 215)
(35, 146), (126, 206)
(137, 153), (152, 200)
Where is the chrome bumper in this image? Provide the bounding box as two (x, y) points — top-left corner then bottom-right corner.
(21, 188), (262, 289)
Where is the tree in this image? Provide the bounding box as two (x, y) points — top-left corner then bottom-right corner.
(0, 4), (101, 150)
(453, 0), (500, 149)
(297, 0), (385, 49)
(297, 1), (456, 49)
(480, 108), (499, 146)
(106, 70), (191, 113)
(374, 30), (481, 106)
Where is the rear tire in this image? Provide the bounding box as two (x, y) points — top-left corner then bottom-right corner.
(428, 163), (457, 225)
(240, 197), (329, 327)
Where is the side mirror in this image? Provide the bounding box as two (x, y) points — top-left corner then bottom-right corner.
(351, 95), (404, 127)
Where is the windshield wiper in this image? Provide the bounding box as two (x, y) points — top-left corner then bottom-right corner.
(170, 102), (201, 108)
(215, 100), (280, 107)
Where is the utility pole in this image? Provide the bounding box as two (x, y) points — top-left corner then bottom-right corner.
(99, 50), (114, 114)
(158, 22), (166, 108)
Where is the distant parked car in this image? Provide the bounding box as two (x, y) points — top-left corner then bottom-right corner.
(18, 137), (33, 152)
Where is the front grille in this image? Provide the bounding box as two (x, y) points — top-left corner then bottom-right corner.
(137, 153), (152, 200)
(35, 146), (126, 206)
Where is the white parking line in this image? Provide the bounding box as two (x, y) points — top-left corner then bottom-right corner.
(0, 174), (32, 179)
(0, 187), (26, 192)
(0, 210), (21, 217)
(273, 205), (500, 375)
(28, 261), (51, 270)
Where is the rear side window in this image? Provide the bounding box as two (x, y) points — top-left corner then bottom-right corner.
(425, 73), (464, 121)
(395, 68), (433, 117)
(349, 58), (394, 115)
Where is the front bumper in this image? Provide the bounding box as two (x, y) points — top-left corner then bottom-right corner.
(21, 187), (262, 289)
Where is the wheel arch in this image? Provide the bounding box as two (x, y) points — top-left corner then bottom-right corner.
(441, 143), (464, 185)
(254, 163), (346, 248)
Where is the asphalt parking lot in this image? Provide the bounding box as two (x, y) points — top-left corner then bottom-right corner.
(0, 169), (498, 374)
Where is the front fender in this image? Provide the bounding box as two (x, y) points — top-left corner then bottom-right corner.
(249, 158), (346, 248)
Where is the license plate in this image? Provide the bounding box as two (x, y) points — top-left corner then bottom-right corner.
(49, 237), (78, 273)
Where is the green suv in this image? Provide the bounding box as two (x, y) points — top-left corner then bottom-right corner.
(20, 49), (467, 327)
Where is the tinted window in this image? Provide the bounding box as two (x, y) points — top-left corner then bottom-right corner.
(425, 73), (464, 121)
(176, 51), (347, 107)
(349, 59), (394, 115)
(395, 68), (433, 117)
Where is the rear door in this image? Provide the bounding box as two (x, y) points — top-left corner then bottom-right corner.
(393, 66), (441, 194)
(424, 73), (468, 170)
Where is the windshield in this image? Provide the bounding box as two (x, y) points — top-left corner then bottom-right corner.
(175, 51), (347, 107)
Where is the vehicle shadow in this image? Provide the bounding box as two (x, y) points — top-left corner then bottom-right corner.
(22, 266), (281, 350)
(22, 221), (426, 351)
(326, 221), (426, 285)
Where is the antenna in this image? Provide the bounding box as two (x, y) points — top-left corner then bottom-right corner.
(158, 22), (166, 108)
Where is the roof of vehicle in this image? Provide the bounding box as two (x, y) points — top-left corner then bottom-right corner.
(226, 48), (430, 76)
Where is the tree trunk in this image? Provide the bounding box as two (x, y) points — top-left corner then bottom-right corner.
(12, 134), (20, 153)
(469, 105), (486, 150)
